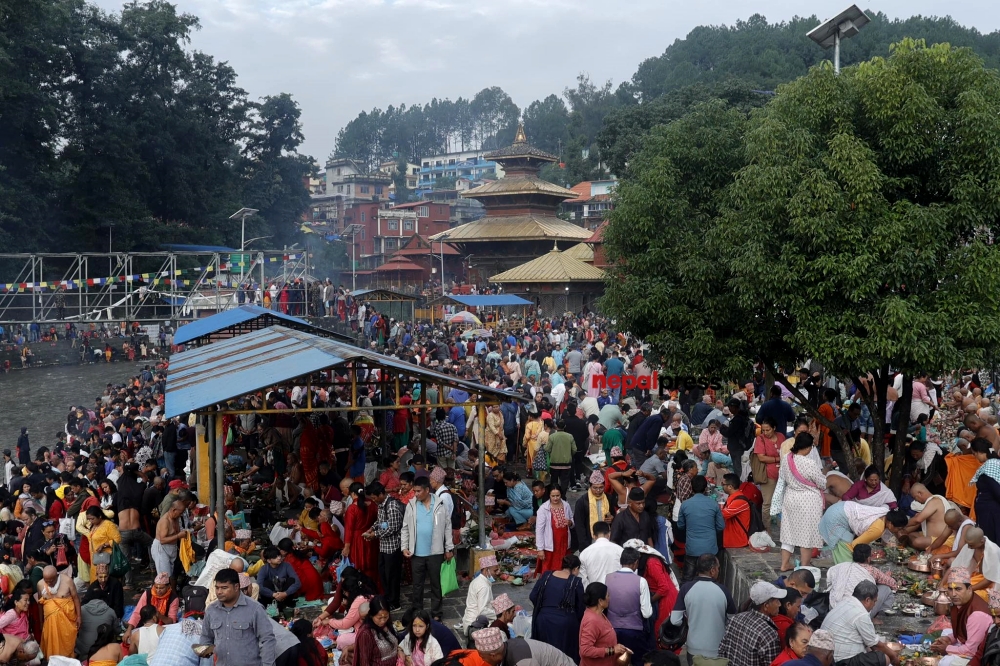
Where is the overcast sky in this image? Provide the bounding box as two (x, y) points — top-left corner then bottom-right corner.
(92, 0), (1000, 161)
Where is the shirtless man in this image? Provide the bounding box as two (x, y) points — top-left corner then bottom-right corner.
(0, 635), (40, 666)
(151, 500), (189, 579)
(37, 566), (81, 657)
(119, 464), (154, 589)
(964, 414), (1000, 452)
(896, 484), (951, 551)
(939, 527), (1000, 597)
(928, 509), (975, 560)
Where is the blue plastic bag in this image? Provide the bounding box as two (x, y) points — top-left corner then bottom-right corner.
(335, 556), (353, 581)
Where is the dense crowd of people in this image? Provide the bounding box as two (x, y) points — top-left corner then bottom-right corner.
(9, 304), (1000, 666)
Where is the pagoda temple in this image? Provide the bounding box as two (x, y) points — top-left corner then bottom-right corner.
(429, 124), (591, 283)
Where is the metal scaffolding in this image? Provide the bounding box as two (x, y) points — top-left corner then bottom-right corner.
(0, 250), (312, 325)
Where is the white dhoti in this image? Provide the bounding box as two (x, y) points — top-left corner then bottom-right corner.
(151, 539), (178, 575)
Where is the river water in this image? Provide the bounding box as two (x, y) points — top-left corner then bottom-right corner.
(0, 361), (146, 456)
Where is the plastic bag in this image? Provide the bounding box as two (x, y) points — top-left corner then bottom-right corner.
(749, 531), (776, 550)
(59, 517), (76, 540)
(440, 559), (459, 596)
(511, 613), (532, 638)
(335, 556), (353, 582)
(110, 542), (131, 578)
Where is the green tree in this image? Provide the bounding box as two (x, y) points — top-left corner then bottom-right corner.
(470, 87), (519, 151)
(523, 94), (569, 155)
(603, 41), (1000, 484)
(433, 175), (457, 190)
(598, 80), (769, 177)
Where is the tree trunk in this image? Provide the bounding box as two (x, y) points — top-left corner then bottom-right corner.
(889, 374), (913, 492)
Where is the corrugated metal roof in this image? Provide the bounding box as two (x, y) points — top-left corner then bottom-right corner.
(164, 325), (519, 417)
(173, 305), (354, 345)
(451, 295), (533, 306)
(564, 243), (595, 263)
(352, 288), (421, 300)
(587, 220), (608, 244)
(489, 248), (606, 283)
(461, 176), (578, 200)
(428, 215), (593, 243)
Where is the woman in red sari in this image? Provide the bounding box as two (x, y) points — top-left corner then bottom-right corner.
(627, 540), (678, 636)
(277, 538), (324, 601)
(342, 483), (379, 587)
(535, 486), (574, 573)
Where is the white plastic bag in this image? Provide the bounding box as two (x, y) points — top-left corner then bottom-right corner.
(511, 613), (532, 638)
(749, 531), (777, 549)
(59, 517), (76, 540)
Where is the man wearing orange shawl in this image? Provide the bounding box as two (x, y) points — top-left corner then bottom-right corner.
(945, 452), (982, 519)
(37, 566), (80, 658)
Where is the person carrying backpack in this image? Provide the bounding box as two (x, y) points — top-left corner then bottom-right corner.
(720, 473), (765, 549)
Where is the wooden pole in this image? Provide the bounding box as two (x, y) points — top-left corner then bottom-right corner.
(477, 404), (487, 549)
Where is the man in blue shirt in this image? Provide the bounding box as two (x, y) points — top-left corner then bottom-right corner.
(603, 350), (626, 403)
(629, 408), (666, 470)
(677, 475), (724, 581)
(755, 386), (797, 437)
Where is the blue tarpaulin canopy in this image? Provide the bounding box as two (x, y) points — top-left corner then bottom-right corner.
(425, 294), (532, 308)
(173, 305), (354, 346)
(164, 325), (520, 418)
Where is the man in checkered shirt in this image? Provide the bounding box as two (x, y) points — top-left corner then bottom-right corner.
(365, 481), (405, 611)
(719, 581), (783, 666)
(431, 408), (459, 468)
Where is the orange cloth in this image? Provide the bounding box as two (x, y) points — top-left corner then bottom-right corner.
(817, 403), (837, 457)
(946, 453), (982, 519)
(39, 595), (77, 657)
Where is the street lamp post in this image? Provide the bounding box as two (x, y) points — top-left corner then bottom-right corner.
(439, 239), (446, 296)
(807, 5), (870, 75)
(229, 207), (259, 285)
(342, 224), (365, 292)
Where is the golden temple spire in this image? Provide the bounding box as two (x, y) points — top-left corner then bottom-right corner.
(514, 122), (527, 145)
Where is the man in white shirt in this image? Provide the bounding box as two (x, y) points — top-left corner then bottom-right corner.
(579, 522), (623, 586)
(459, 555), (500, 634)
(551, 381), (567, 411)
(821, 580), (895, 666)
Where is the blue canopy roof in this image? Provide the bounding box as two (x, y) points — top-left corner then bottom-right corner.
(449, 295), (532, 307)
(164, 325), (520, 417)
(173, 305), (353, 346)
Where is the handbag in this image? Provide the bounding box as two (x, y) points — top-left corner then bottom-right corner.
(55, 545), (68, 567)
(110, 542), (131, 578)
(440, 559), (459, 596)
(59, 517), (76, 540)
(749, 452), (768, 483)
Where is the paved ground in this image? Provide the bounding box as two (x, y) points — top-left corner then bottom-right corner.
(724, 521), (937, 637)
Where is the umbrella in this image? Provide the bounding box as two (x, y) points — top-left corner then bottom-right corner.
(448, 311), (482, 325)
(461, 328), (492, 339)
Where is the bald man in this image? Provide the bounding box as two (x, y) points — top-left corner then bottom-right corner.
(964, 415), (1000, 452)
(0, 636), (40, 666)
(927, 509), (975, 559)
(36, 566), (81, 657)
(897, 484), (951, 551)
(941, 527), (1000, 601)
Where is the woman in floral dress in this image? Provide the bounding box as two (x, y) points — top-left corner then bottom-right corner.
(778, 433), (828, 571)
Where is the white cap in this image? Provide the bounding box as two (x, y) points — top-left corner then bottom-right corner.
(749, 581), (788, 605)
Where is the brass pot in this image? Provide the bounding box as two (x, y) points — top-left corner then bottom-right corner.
(921, 590), (939, 606)
(935, 596), (953, 616)
(908, 557), (932, 573)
